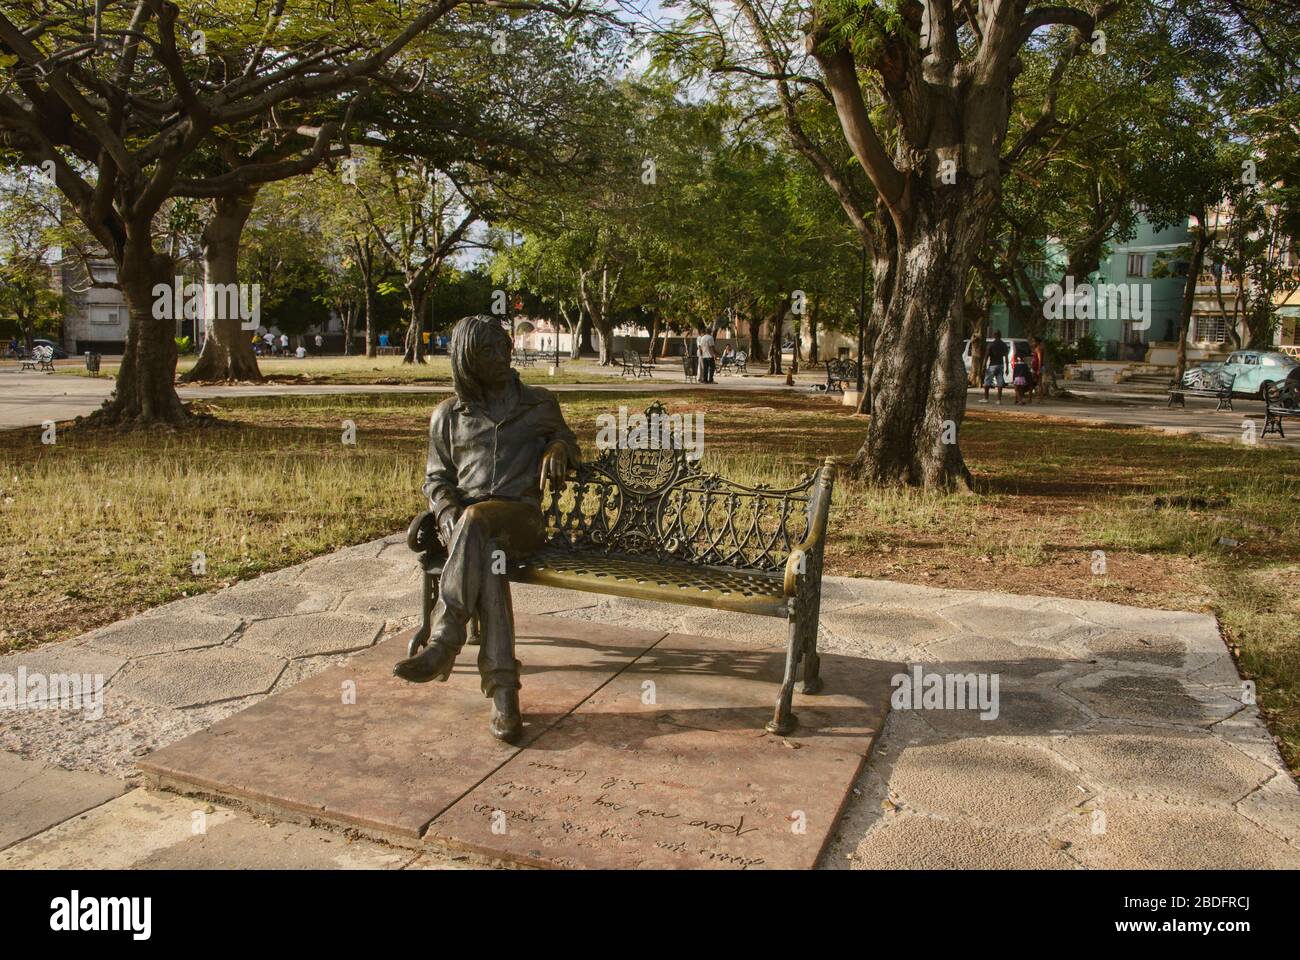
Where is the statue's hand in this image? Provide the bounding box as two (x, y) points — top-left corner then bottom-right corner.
(437, 504), (462, 544)
(539, 440), (569, 491)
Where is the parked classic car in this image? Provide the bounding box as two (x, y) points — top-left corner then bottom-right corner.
(1194, 350), (1300, 398)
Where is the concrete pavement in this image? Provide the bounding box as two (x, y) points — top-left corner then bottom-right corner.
(5, 361), (1295, 449)
(3, 534), (1296, 868)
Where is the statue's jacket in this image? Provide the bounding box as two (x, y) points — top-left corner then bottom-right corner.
(423, 382), (581, 524)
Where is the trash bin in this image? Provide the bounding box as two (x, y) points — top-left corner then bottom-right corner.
(84, 351), (101, 375)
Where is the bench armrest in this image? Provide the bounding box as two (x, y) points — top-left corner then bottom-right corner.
(783, 458), (837, 597)
(783, 540), (819, 597)
(407, 510), (440, 554)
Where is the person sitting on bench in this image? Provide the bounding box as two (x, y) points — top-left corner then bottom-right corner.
(391, 314), (580, 742)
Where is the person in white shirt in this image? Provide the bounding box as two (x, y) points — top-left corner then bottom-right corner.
(314, 334), (324, 353)
(696, 328), (718, 383)
(279, 333), (289, 354)
(295, 345), (307, 359)
(263, 331), (275, 355)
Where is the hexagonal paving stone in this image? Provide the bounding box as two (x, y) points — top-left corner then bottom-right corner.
(1062, 671), (1240, 727)
(887, 739), (1084, 829)
(237, 613), (383, 659)
(1053, 724), (1273, 804)
(296, 555), (409, 589)
(82, 612), (239, 657)
(1080, 629), (1187, 668)
(819, 605), (956, 649)
(918, 685), (1091, 736)
(200, 583), (334, 622)
(925, 634), (1080, 677)
(848, 815), (1074, 869)
(1237, 776), (1300, 842)
(338, 589), (421, 621)
(940, 600), (1086, 639)
(1066, 801), (1300, 869)
(111, 647), (285, 708)
(0, 644), (126, 702)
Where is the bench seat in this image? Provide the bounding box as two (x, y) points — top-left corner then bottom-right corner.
(514, 547), (789, 616)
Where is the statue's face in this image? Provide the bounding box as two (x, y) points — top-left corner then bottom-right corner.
(476, 328), (514, 388)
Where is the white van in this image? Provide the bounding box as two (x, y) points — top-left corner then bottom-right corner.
(962, 337), (1032, 376)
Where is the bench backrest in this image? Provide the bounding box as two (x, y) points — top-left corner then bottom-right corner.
(1265, 380), (1300, 409)
(826, 358), (859, 382)
(539, 401), (833, 572)
(1181, 367), (1234, 391)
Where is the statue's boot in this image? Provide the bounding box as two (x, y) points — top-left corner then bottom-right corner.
(393, 642), (457, 683)
(489, 687), (523, 743)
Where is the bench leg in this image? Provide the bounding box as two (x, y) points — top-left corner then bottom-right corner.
(766, 609), (803, 735)
(408, 564), (438, 657)
(799, 604), (824, 695)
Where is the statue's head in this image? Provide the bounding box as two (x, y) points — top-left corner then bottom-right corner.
(449, 314), (516, 404)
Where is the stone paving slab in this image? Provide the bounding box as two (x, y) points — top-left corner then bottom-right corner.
(5, 526), (1298, 869)
(112, 646), (287, 709)
(425, 635), (898, 869)
(0, 789), (421, 869)
(138, 617), (669, 840)
(0, 752), (126, 850)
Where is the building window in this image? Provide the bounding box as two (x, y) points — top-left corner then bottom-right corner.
(1121, 320), (1146, 344)
(1194, 316), (1227, 342)
(1055, 318), (1091, 342)
(1126, 253), (1146, 277)
(90, 308), (120, 326)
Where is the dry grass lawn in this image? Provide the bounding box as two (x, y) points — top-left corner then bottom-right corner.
(2, 388), (1297, 770)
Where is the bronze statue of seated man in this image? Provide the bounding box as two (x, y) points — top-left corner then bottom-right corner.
(392, 314), (579, 742)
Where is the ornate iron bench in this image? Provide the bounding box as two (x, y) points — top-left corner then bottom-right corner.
(719, 349), (748, 375)
(1263, 380), (1300, 438)
(620, 350), (656, 378)
(20, 345), (54, 371)
(406, 402), (836, 735)
(1168, 367), (1235, 411)
(512, 348), (537, 368)
(818, 358), (859, 393)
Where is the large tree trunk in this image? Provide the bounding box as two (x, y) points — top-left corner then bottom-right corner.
(95, 235), (186, 427)
(768, 304), (785, 374)
(852, 197), (981, 489)
(182, 192), (262, 382)
(747, 308), (765, 361)
(402, 287), (428, 364)
(1175, 213), (1209, 380)
(808, 301), (820, 364)
(363, 280), (378, 358)
(597, 326), (615, 365)
(340, 301), (358, 355)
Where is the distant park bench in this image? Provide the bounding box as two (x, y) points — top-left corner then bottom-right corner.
(819, 358), (860, 393)
(1168, 368), (1235, 411)
(719, 349), (748, 375)
(406, 401), (838, 734)
(1263, 380), (1300, 439)
(620, 350), (655, 379)
(20, 345), (54, 372)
